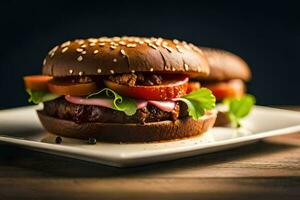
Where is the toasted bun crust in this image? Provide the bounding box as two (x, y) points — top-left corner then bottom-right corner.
(200, 47), (251, 81)
(214, 111), (230, 127)
(37, 110), (216, 143)
(42, 37), (209, 78)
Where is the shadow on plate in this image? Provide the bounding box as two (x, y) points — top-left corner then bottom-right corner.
(0, 125), (46, 140)
(0, 140), (297, 178)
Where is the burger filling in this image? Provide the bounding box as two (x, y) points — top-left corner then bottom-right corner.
(24, 73), (216, 124)
(201, 79), (255, 127)
(43, 98), (188, 124)
(108, 73), (163, 86)
(202, 79), (245, 102)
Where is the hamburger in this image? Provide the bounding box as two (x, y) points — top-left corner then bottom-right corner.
(23, 36), (217, 142)
(199, 48), (255, 127)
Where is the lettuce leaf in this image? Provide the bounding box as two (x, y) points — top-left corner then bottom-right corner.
(27, 89), (61, 104)
(223, 94), (256, 127)
(87, 88), (137, 116)
(176, 88), (216, 120)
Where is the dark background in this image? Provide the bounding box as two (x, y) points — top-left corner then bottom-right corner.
(0, 0), (299, 109)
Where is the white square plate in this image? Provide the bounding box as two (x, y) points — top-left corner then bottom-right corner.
(0, 106), (300, 167)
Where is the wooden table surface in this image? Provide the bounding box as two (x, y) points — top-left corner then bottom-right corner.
(0, 107), (300, 199)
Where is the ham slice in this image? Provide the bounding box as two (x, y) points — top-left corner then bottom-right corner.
(148, 100), (176, 112)
(65, 95), (113, 109)
(65, 95), (176, 112)
(136, 100), (148, 109)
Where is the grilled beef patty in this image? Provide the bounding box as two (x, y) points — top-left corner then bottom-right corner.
(108, 73), (163, 86)
(43, 98), (188, 124)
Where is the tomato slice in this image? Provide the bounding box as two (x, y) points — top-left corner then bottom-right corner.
(104, 75), (189, 100)
(23, 75), (52, 91)
(187, 82), (201, 93)
(48, 79), (99, 96)
(203, 79), (245, 101)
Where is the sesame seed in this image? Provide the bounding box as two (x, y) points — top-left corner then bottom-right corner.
(93, 49), (99, 54)
(172, 67), (176, 71)
(110, 45), (116, 50)
(97, 68), (102, 74)
(165, 65), (171, 70)
(77, 56), (83, 62)
(99, 42), (105, 47)
(173, 39), (179, 44)
(112, 37), (121, 42)
(119, 41), (126, 46)
(176, 45), (183, 53)
(89, 43), (96, 47)
(184, 44), (191, 50)
(113, 58), (117, 63)
(50, 52), (55, 58)
(150, 68), (154, 72)
(69, 69), (74, 74)
(120, 49), (126, 57)
(155, 41), (161, 46)
(162, 41), (168, 46)
(76, 48), (83, 52)
(184, 63), (189, 71)
(78, 71), (83, 76)
(53, 46), (59, 51)
(62, 47), (68, 53)
(131, 70), (135, 73)
(61, 41), (71, 48)
(144, 39), (151, 43)
(88, 38), (98, 43)
(110, 69), (115, 74)
(162, 44), (172, 53)
(43, 59), (46, 65)
(48, 46), (58, 55)
(81, 44), (87, 48)
(148, 43), (158, 50)
(138, 41), (144, 45)
(81, 51), (87, 54)
(157, 38), (163, 43)
(76, 39), (85, 45)
(110, 42), (118, 46)
(99, 37), (111, 42)
(126, 43), (136, 48)
(182, 41), (190, 49)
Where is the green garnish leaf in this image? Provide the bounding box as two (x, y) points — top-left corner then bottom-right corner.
(87, 88), (137, 116)
(224, 94), (256, 127)
(27, 89), (61, 104)
(176, 88), (216, 120)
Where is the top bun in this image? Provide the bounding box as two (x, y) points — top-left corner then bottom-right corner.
(42, 36), (209, 78)
(200, 47), (251, 81)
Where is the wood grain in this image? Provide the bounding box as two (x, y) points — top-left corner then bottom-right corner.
(0, 107), (299, 199)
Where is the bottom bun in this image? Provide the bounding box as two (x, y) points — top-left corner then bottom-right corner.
(214, 111), (230, 127)
(37, 110), (217, 143)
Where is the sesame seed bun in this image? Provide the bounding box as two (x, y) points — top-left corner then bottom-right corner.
(42, 37), (210, 78)
(200, 47), (251, 81)
(37, 110), (217, 143)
